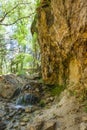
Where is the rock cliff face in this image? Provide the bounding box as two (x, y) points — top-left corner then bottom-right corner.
(37, 0), (87, 87)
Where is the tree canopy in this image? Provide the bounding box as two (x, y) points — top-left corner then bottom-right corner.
(0, 0), (40, 75)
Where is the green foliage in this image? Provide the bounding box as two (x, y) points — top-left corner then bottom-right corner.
(16, 70), (26, 76)
(0, 0), (41, 74)
(39, 100), (45, 107)
(83, 101), (87, 113)
(36, 0), (41, 7)
(50, 84), (66, 96)
(31, 31), (41, 69)
(35, 0), (51, 8)
(84, 106), (87, 113)
(32, 32), (38, 46)
(11, 53), (34, 73)
(38, 78), (44, 83)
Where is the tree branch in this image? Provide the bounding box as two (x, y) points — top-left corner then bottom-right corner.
(0, 2), (31, 23)
(0, 12), (35, 26)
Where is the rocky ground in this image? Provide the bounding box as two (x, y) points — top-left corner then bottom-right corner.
(0, 74), (87, 130)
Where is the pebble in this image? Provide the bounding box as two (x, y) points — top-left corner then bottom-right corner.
(14, 122), (19, 128)
(21, 117), (29, 122)
(25, 107), (31, 113)
(20, 122), (26, 126)
(82, 117), (87, 122)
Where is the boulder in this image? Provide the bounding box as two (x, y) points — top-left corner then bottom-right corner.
(43, 121), (56, 130)
(27, 121), (43, 130)
(0, 74), (22, 99)
(27, 120), (56, 130)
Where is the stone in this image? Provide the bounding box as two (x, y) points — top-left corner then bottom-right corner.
(80, 122), (87, 130)
(21, 117), (29, 122)
(43, 120), (56, 130)
(25, 107), (31, 113)
(9, 111), (16, 117)
(0, 120), (6, 130)
(27, 125), (37, 130)
(31, 106), (38, 113)
(82, 117), (87, 122)
(46, 97), (54, 104)
(7, 122), (13, 129)
(20, 127), (26, 130)
(27, 121), (43, 130)
(35, 88), (39, 92)
(20, 122), (26, 126)
(14, 122), (19, 128)
(0, 75), (21, 99)
(0, 110), (5, 117)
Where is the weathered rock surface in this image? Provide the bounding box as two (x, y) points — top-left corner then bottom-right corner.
(0, 74), (23, 99)
(37, 0), (87, 88)
(0, 117), (6, 130)
(43, 121), (56, 130)
(80, 122), (87, 130)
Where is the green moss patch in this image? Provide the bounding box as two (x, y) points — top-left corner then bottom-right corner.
(49, 84), (66, 97)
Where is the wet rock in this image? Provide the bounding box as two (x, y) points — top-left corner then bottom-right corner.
(16, 93), (39, 105)
(23, 84), (33, 91)
(12, 88), (21, 98)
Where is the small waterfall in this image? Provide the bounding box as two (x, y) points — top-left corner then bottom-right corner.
(16, 93), (39, 106)
(13, 84), (40, 109)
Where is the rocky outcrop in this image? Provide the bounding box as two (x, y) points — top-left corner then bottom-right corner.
(37, 0), (87, 87)
(0, 74), (23, 99)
